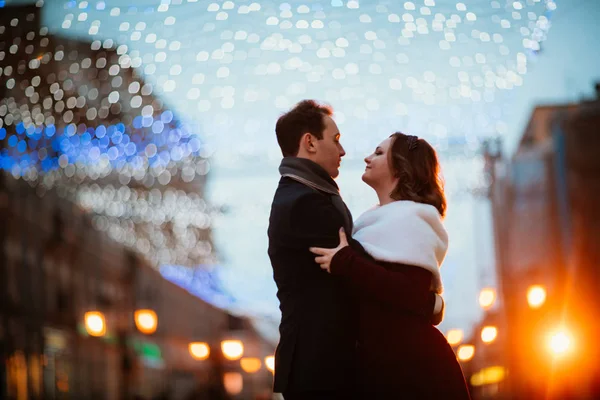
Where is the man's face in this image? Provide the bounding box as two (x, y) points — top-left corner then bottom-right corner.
(313, 116), (346, 178)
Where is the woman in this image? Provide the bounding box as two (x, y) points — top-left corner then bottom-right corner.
(310, 133), (471, 399)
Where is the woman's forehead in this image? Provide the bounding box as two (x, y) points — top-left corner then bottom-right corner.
(378, 137), (392, 149)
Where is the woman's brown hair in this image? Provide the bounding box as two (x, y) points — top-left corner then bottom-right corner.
(388, 132), (446, 217)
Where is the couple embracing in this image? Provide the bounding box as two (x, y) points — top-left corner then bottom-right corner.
(267, 100), (471, 400)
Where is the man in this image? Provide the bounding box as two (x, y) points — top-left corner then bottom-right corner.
(267, 100), (440, 399)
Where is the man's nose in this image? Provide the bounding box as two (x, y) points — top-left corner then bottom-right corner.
(340, 146), (346, 157)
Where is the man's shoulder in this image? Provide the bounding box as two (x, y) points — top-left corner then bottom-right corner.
(274, 176), (329, 202)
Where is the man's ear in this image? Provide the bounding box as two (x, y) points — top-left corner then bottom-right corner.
(300, 133), (317, 154)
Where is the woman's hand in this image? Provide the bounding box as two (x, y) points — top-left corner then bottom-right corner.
(309, 228), (349, 273)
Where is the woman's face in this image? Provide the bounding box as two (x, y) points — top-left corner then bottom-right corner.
(362, 137), (396, 189)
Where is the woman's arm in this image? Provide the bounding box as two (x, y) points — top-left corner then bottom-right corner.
(330, 246), (436, 318)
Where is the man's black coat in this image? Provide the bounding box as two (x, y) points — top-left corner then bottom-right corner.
(268, 174), (356, 394)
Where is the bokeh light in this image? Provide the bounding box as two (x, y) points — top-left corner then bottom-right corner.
(1, 0), (558, 341)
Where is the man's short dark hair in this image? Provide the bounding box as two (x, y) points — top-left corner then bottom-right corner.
(275, 99), (333, 157)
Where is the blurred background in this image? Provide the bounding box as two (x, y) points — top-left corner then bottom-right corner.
(0, 0), (598, 399)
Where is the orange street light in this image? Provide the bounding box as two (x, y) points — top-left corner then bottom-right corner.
(84, 311), (106, 337)
(134, 309), (158, 335)
(478, 288), (496, 310)
(223, 372), (243, 395)
(221, 340), (244, 361)
(457, 345), (475, 362)
(240, 357), (261, 373)
(547, 329), (574, 357)
(189, 342), (210, 360)
(527, 285), (546, 309)
(446, 329), (464, 346)
(481, 326), (498, 344)
(265, 355), (275, 373)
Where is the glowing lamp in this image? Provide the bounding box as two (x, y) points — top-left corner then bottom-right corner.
(481, 326), (498, 344)
(457, 345), (475, 362)
(548, 329), (573, 357)
(134, 309), (158, 335)
(223, 372), (243, 395)
(446, 329), (464, 346)
(189, 342), (210, 360)
(221, 340), (244, 360)
(265, 355), (275, 373)
(527, 285), (546, 309)
(240, 357), (261, 373)
(478, 288), (496, 310)
(84, 311), (106, 337)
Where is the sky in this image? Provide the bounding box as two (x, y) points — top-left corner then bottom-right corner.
(8, 0), (598, 341)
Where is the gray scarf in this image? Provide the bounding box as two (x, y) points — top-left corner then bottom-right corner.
(279, 157), (353, 234)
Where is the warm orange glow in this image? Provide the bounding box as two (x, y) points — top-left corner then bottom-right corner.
(457, 345), (475, 362)
(84, 311), (106, 337)
(527, 285), (546, 309)
(446, 329), (464, 346)
(221, 340), (244, 360)
(240, 357), (261, 373)
(548, 329), (573, 356)
(481, 326), (498, 344)
(134, 309), (158, 335)
(470, 366), (506, 386)
(478, 288), (496, 310)
(189, 342), (210, 360)
(265, 355), (275, 373)
(223, 372), (243, 395)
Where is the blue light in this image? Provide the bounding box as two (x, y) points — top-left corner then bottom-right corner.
(160, 110), (173, 124)
(66, 0), (76, 8)
(81, 131), (92, 146)
(16, 123), (25, 135)
(133, 116), (143, 129)
(96, 1), (105, 10)
(0, 128), (6, 140)
(152, 121), (164, 134)
(41, 158), (53, 171)
(69, 134), (80, 147)
(107, 125), (117, 137)
(96, 125), (107, 138)
(107, 146), (119, 161)
(0, 1), (5, 8)
(142, 116), (153, 128)
(99, 136), (110, 148)
(17, 140), (27, 153)
(26, 124), (36, 136)
(45, 125), (56, 137)
(189, 137), (201, 153)
(8, 135), (18, 147)
(60, 137), (71, 152)
(124, 142), (137, 156)
(331, 0), (343, 7)
(65, 124), (76, 137)
(111, 131), (123, 144)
